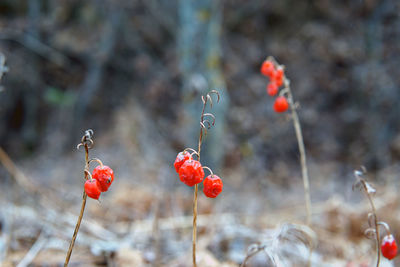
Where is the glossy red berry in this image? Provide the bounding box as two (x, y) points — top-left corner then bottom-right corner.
(84, 179), (101, 199)
(174, 151), (191, 173)
(273, 96), (289, 113)
(178, 160), (204, 187)
(92, 165), (114, 192)
(381, 234), (398, 260)
(203, 175), (223, 198)
(267, 82), (278, 96)
(260, 60), (275, 77)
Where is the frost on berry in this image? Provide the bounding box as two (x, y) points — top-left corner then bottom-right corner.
(381, 234), (398, 260)
(203, 175), (223, 198)
(174, 151), (191, 173)
(92, 165), (114, 192)
(178, 160), (205, 187)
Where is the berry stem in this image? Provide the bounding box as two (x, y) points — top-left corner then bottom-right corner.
(192, 183), (198, 267)
(84, 169), (93, 181)
(377, 221), (391, 236)
(191, 90), (219, 267)
(283, 79), (312, 226)
(354, 171), (381, 267)
(88, 158), (103, 167)
(368, 196), (381, 267)
(64, 131), (92, 267)
(202, 166), (214, 176)
(279, 69), (313, 267)
(184, 147), (199, 157)
(192, 99), (205, 267)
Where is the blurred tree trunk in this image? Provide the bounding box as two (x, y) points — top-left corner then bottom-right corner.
(179, 0), (228, 171)
(22, 0), (42, 148)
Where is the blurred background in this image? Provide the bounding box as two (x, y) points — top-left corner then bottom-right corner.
(0, 0), (400, 266)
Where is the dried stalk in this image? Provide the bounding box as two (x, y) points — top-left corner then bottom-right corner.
(368, 195), (381, 267)
(192, 91), (219, 267)
(354, 170), (380, 267)
(64, 131), (92, 266)
(192, 97), (205, 267)
(284, 80), (312, 226)
(192, 183), (199, 267)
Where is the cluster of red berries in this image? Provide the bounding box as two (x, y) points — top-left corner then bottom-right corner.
(381, 234), (398, 260)
(84, 165), (115, 200)
(174, 151), (223, 198)
(260, 59), (289, 113)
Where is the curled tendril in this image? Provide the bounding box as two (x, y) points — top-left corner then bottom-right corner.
(200, 115), (215, 135)
(199, 90), (220, 136)
(202, 113), (216, 128)
(77, 129), (94, 150)
(201, 90), (220, 108)
(365, 228), (377, 239)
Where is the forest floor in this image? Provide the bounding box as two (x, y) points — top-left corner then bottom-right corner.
(0, 125), (399, 267)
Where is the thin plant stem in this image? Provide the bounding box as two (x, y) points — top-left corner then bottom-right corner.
(354, 170), (381, 267)
(269, 56), (312, 226)
(64, 142), (90, 266)
(192, 183), (199, 267)
(284, 82), (312, 226)
(283, 78), (313, 267)
(192, 92), (211, 267)
(363, 181), (381, 267)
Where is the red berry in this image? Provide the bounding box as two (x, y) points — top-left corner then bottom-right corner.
(267, 82), (278, 96)
(84, 179), (101, 199)
(203, 175), (223, 198)
(92, 165), (114, 192)
(260, 60), (275, 77)
(274, 67), (284, 80)
(274, 76), (283, 87)
(273, 96), (289, 113)
(178, 160), (204, 187)
(174, 151), (191, 173)
(272, 67), (284, 87)
(381, 234), (398, 260)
